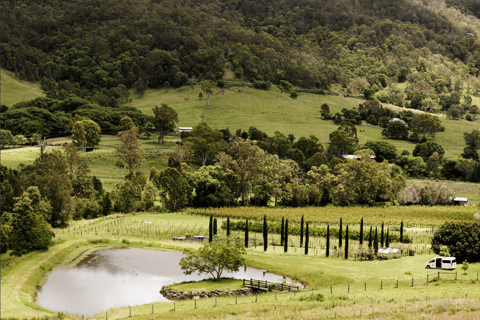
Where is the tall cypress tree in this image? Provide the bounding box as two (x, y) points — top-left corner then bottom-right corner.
(300, 215), (304, 248)
(400, 221), (404, 243)
(359, 217), (364, 245)
(280, 217), (285, 246)
(368, 226), (373, 248)
(245, 219), (249, 248)
(374, 227), (378, 253)
(339, 218), (343, 248)
(263, 215), (268, 251)
(213, 218), (218, 236)
(326, 224), (330, 257)
(385, 228), (390, 247)
(345, 225), (349, 259)
(305, 222), (309, 255)
(284, 219), (289, 253)
(380, 221), (384, 248)
(209, 215), (213, 242)
(226, 217), (231, 236)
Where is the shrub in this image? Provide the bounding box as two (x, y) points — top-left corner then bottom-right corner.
(299, 293), (325, 301)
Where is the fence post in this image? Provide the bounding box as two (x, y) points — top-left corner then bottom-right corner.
(130, 307), (131, 316)
(236, 295), (238, 304)
(438, 272), (440, 279)
(195, 299), (197, 309)
(455, 272), (457, 280)
(381, 281), (382, 289)
(256, 293), (258, 302)
(106, 311), (107, 320)
(330, 286), (332, 294)
(412, 278), (414, 287)
(365, 282), (366, 291)
(216, 297), (217, 306)
(427, 274), (429, 282)
(396, 279), (398, 288)
(275, 290), (277, 300)
(174, 302), (176, 311)
(348, 284), (350, 293)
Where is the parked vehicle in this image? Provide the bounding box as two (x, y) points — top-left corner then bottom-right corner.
(425, 257), (456, 270)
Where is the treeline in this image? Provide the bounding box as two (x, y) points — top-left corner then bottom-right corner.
(0, 97), (144, 137)
(2, 0), (480, 107)
(220, 219), (411, 243)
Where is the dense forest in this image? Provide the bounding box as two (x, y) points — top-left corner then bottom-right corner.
(2, 0), (480, 109)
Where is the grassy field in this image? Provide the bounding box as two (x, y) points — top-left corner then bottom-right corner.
(0, 68), (45, 107)
(2, 212), (480, 319)
(168, 279), (244, 292)
(127, 85), (480, 158)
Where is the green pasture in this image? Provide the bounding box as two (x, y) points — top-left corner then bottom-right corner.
(2, 212), (480, 320)
(168, 278), (244, 292)
(0, 68), (45, 107)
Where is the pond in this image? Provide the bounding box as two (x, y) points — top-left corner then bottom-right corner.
(37, 248), (297, 317)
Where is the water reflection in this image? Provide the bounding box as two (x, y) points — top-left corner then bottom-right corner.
(37, 248), (295, 317)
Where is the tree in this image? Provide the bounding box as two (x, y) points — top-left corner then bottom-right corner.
(151, 167), (192, 212)
(200, 81), (214, 109)
(339, 218), (343, 248)
(300, 215), (304, 248)
(381, 221), (384, 248)
(72, 120), (101, 147)
(20, 151), (74, 227)
(284, 219), (289, 253)
(400, 221), (404, 243)
(179, 235), (246, 281)
(9, 187), (55, 256)
(116, 127), (145, 175)
(462, 129), (480, 161)
(327, 130), (356, 158)
(305, 222), (309, 255)
(227, 217), (231, 236)
(326, 225), (330, 257)
(363, 141), (397, 162)
(245, 218), (249, 248)
(183, 123), (223, 166)
(217, 137), (266, 204)
(263, 215), (267, 251)
(431, 222), (480, 263)
(0, 129), (13, 149)
(385, 228), (390, 247)
(209, 216), (213, 242)
(149, 104), (178, 144)
(382, 121), (409, 140)
(413, 142), (445, 162)
(119, 116), (135, 131)
(447, 105), (464, 120)
(281, 216), (285, 246)
(345, 225), (349, 259)
(134, 78), (147, 97)
(374, 227), (379, 253)
(410, 113), (442, 139)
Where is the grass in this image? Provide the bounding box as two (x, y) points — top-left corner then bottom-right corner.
(168, 278), (244, 292)
(0, 68), (45, 107)
(2, 212), (480, 320)
(410, 179), (480, 205)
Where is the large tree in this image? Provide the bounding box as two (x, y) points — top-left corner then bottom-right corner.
(462, 129), (480, 161)
(151, 167), (192, 212)
(71, 119), (102, 147)
(182, 123), (223, 166)
(431, 222), (480, 263)
(180, 235), (246, 281)
(410, 113), (442, 139)
(9, 187), (55, 256)
(149, 104), (178, 144)
(116, 126), (145, 175)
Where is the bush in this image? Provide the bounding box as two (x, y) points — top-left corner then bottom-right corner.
(431, 222), (480, 263)
(290, 92), (298, 99)
(87, 238), (111, 244)
(299, 293), (325, 301)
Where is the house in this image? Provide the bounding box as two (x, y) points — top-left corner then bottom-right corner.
(451, 197), (468, 206)
(342, 154), (375, 160)
(176, 127), (193, 135)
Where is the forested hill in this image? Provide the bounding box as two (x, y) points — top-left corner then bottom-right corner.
(2, 0), (480, 107)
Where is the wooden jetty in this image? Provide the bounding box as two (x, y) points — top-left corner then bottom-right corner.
(243, 278), (299, 292)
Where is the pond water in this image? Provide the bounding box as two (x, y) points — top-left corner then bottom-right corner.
(37, 248), (297, 317)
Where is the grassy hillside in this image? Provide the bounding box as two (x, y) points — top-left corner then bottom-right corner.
(0, 68), (44, 107)
(129, 85), (480, 158)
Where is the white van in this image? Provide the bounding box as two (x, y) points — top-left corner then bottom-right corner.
(425, 257), (456, 270)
